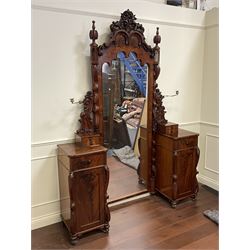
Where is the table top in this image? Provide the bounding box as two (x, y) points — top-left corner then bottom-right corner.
(58, 143), (107, 158)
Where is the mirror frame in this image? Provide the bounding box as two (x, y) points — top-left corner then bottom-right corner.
(77, 10), (168, 192)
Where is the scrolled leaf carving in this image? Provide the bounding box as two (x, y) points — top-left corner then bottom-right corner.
(77, 91), (95, 135)
(153, 85), (168, 132)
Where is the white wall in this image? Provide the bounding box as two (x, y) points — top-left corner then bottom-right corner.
(197, 8), (219, 190)
(31, 0), (218, 229)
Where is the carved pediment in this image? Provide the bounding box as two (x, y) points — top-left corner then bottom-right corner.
(89, 10), (159, 58)
(110, 9), (145, 35)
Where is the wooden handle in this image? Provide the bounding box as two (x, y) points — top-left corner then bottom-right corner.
(80, 159), (91, 165)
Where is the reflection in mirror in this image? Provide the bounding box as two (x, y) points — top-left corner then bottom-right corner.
(102, 52), (148, 202)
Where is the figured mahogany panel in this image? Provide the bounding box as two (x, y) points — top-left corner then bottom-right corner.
(57, 144), (110, 244)
(140, 127), (200, 207)
(174, 148), (197, 199)
(70, 166), (105, 234)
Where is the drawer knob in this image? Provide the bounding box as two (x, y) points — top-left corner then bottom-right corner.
(80, 159), (91, 165)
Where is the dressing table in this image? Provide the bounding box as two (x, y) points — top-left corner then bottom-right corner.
(57, 10), (199, 244)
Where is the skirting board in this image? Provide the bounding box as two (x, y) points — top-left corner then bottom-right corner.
(32, 193), (150, 230)
(32, 211), (61, 230)
(198, 174), (219, 191)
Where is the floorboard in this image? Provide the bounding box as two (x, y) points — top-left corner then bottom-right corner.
(107, 156), (146, 202)
(32, 184), (218, 249)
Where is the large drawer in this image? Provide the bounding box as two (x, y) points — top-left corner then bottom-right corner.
(70, 152), (106, 171)
(175, 136), (198, 150)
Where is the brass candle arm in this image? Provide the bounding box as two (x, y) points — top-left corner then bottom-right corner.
(163, 90), (179, 98)
(69, 98), (83, 105)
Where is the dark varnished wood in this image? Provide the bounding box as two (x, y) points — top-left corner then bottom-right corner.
(155, 128), (200, 207)
(32, 185), (218, 250)
(56, 9), (202, 245)
(57, 144), (110, 244)
(79, 9), (169, 193)
(139, 126), (200, 207)
(57, 10), (169, 244)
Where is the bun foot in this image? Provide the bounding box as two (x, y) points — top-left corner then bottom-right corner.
(101, 224), (110, 233)
(70, 236), (78, 245)
(191, 194), (197, 201)
(171, 201), (177, 208)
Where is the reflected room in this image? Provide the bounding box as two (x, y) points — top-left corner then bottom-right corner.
(102, 52), (148, 202)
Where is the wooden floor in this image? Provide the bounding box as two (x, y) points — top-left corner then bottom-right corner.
(32, 185), (218, 249)
(107, 156), (146, 202)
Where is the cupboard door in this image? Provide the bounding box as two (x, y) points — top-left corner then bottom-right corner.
(174, 148), (197, 199)
(70, 166), (106, 233)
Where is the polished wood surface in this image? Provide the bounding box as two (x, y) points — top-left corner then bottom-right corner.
(57, 144), (110, 244)
(32, 185), (218, 250)
(139, 126), (200, 207)
(155, 128), (199, 207)
(56, 10), (204, 245)
(58, 143), (107, 158)
(81, 9), (169, 192)
(107, 156), (146, 202)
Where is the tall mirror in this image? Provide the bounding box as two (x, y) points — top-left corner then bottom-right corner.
(77, 9), (169, 203)
(102, 52), (148, 201)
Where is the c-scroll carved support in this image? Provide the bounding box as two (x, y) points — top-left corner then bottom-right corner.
(193, 146), (200, 200)
(76, 91), (94, 135)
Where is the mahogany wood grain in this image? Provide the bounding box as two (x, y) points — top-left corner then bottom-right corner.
(83, 10), (169, 192)
(139, 126), (200, 207)
(57, 144), (110, 244)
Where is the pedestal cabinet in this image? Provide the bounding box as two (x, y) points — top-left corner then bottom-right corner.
(139, 125), (200, 208)
(155, 129), (200, 207)
(57, 143), (110, 244)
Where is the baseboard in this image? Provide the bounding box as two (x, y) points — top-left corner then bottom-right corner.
(32, 211), (61, 230)
(198, 174), (219, 191)
(32, 193), (150, 230)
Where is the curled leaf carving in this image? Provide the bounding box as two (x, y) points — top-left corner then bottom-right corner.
(77, 91), (94, 135)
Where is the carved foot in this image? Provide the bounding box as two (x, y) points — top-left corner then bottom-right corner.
(101, 223), (110, 233)
(70, 235), (78, 245)
(191, 194), (197, 201)
(171, 201), (177, 208)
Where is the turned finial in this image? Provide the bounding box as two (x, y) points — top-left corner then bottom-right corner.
(153, 27), (161, 47)
(89, 20), (98, 44)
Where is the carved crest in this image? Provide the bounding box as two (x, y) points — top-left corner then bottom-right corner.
(94, 9), (157, 58)
(110, 9), (144, 34)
